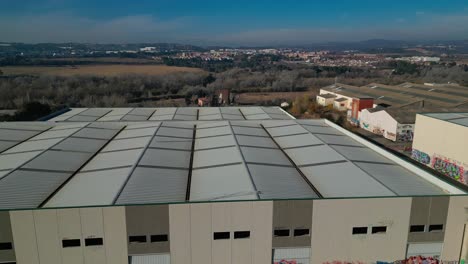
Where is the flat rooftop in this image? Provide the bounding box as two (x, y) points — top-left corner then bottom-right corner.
(0, 118), (464, 210)
(48, 106), (293, 122)
(421, 112), (468, 127)
(321, 83), (419, 107)
(364, 83), (468, 107)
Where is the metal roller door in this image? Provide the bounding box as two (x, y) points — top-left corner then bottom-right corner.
(273, 247), (310, 264)
(130, 254), (170, 264)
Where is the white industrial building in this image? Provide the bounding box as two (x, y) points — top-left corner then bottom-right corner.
(412, 112), (468, 186)
(0, 107), (466, 264)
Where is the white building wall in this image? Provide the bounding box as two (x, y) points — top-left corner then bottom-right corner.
(168, 201), (273, 264)
(360, 109), (398, 141)
(319, 89), (354, 109)
(9, 207), (128, 264)
(412, 114), (468, 185)
(311, 198), (412, 263)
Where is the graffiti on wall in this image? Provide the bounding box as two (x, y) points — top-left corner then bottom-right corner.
(432, 155), (467, 184)
(275, 261), (297, 264)
(362, 122), (370, 129)
(397, 131), (413, 142)
(386, 131), (397, 141)
(373, 127), (384, 136)
(411, 149), (431, 165)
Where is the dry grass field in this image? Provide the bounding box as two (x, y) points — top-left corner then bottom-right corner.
(0, 65), (205, 76)
(236, 91), (317, 105)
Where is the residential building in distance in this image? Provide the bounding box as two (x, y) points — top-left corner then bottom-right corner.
(316, 93), (336, 107)
(0, 107), (466, 264)
(412, 112), (468, 186)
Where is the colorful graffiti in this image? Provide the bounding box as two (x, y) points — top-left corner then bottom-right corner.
(373, 127), (384, 136)
(432, 156), (466, 184)
(397, 131), (413, 142)
(322, 262), (366, 264)
(362, 122), (370, 129)
(412, 149), (431, 165)
(275, 260), (297, 264)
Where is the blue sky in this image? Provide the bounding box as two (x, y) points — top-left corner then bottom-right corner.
(1, 0), (468, 45)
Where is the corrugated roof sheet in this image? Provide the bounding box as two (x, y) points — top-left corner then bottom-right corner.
(48, 107), (293, 122)
(0, 115), (462, 209)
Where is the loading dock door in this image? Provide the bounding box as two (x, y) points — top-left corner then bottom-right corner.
(273, 247), (310, 264)
(130, 254), (170, 264)
(406, 243), (443, 259)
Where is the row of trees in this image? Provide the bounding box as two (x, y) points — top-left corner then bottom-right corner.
(1, 63), (467, 111)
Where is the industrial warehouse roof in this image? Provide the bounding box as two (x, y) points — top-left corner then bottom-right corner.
(48, 106), (293, 122)
(321, 83), (468, 108)
(321, 83), (419, 107)
(0, 118), (464, 210)
(364, 83), (468, 107)
(422, 112), (468, 127)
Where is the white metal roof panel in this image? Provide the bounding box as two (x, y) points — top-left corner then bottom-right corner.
(354, 162), (447, 195)
(52, 137), (107, 153)
(245, 113), (271, 120)
(190, 164), (256, 201)
(248, 164), (318, 199)
(157, 127), (193, 138)
(331, 145), (393, 163)
(3, 138), (62, 154)
(195, 135), (236, 150)
(273, 133), (323, 149)
(0, 170), (70, 209)
(45, 167), (132, 207)
(302, 125), (344, 135)
(232, 126), (268, 137)
(150, 137), (192, 150)
(140, 149), (191, 169)
(82, 149), (143, 171)
(285, 145), (346, 166)
(300, 162), (395, 198)
(66, 115), (100, 122)
(0, 151), (44, 172)
(267, 125), (308, 137)
(114, 127), (157, 139)
(30, 127), (80, 140)
(102, 136), (151, 152)
(241, 146), (292, 166)
(235, 135), (276, 148)
(193, 146), (243, 168)
(315, 134), (363, 147)
(117, 167), (188, 204)
(22, 150), (91, 172)
(0, 129), (40, 141)
(196, 126), (231, 138)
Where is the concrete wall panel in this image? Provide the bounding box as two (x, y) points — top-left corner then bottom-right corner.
(80, 208), (106, 264)
(126, 205), (170, 255)
(311, 197), (411, 263)
(252, 201), (273, 264)
(0, 211), (15, 263)
(190, 203), (211, 264)
(103, 206), (128, 264)
(57, 208), (84, 264)
(9, 210), (40, 264)
(441, 196), (468, 261)
(169, 204), (191, 264)
(34, 209), (61, 264)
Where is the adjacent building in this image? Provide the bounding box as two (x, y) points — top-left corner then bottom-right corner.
(412, 112), (468, 186)
(318, 82), (468, 141)
(0, 107), (466, 264)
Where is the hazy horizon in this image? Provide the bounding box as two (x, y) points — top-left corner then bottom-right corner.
(1, 0), (468, 46)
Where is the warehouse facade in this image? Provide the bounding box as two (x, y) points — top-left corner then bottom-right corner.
(1, 196), (467, 264)
(0, 107), (467, 263)
(412, 113), (468, 186)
